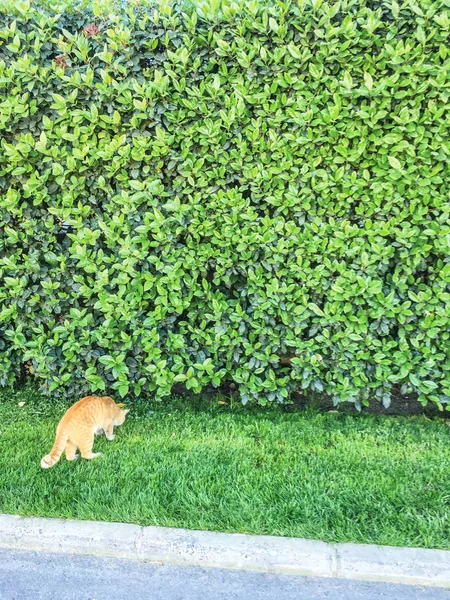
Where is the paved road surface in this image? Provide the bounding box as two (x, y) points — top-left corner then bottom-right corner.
(0, 547), (448, 600)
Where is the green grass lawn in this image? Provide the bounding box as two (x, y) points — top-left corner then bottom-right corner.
(0, 385), (449, 549)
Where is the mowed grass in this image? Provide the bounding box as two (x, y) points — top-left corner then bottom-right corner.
(0, 386), (449, 549)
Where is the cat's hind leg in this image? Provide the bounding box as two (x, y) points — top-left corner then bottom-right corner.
(65, 440), (79, 461)
(105, 420), (115, 441)
(79, 434), (101, 460)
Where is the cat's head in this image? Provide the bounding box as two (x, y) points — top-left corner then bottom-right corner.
(115, 408), (130, 426)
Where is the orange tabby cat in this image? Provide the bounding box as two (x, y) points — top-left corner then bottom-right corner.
(41, 396), (129, 469)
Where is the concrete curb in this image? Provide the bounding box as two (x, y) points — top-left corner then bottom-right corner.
(0, 514), (449, 587)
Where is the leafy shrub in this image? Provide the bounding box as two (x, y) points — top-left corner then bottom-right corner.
(0, 0), (449, 408)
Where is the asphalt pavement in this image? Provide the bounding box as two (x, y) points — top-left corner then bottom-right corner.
(1, 547), (449, 600)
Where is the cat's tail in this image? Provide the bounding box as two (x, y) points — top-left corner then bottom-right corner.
(41, 428), (68, 469)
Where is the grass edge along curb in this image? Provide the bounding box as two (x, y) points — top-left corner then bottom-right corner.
(0, 514), (450, 588)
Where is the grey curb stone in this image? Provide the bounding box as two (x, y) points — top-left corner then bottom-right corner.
(0, 514), (449, 587)
(336, 542), (450, 587)
(0, 514), (139, 559)
(137, 527), (334, 576)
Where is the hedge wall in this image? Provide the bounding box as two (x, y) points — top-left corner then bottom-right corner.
(0, 0), (449, 408)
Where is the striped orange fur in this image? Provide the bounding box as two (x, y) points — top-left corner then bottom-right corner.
(41, 396), (129, 469)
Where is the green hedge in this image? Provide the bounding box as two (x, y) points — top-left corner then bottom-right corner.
(0, 0), (449, 408)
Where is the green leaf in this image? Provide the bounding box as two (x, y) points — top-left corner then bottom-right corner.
(388, 156), (402, 170)
(287, 44), (301, 59)
(364, 72), (373, 91)
(269, 17), (278, 31)
(308, 303), (325, 317)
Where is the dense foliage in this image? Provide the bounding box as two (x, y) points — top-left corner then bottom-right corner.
(0, 0), (449, 407)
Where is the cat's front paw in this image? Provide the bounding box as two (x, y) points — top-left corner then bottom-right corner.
(106, 434), (114, 441)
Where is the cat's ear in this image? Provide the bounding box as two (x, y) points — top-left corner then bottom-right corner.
(122, 409), (130, 416)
